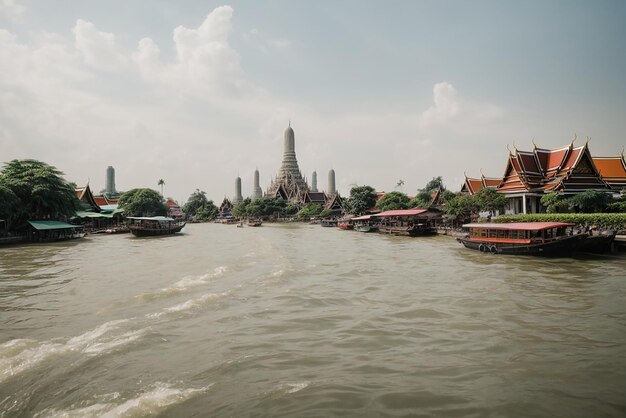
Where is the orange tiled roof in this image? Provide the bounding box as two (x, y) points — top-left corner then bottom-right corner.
(594, 156), (626, 188)
(497, 142), (609, 194)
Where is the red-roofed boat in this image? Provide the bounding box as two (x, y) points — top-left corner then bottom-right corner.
(456, 222), (587, 255)
(373, 208), (441, 236)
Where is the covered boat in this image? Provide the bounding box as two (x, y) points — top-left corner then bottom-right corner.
(351, 215), (379, 232)
(27, 220), (85, 242)
(127, 216), (186, 237)
(456, 222), (586, 255)
(374, 208), (441, 236)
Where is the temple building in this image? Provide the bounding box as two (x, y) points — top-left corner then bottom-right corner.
(265, 123), (310, 203)
(234, 177), (243, 204)
(252, 169), (263, 200)
(463, 140), (626, 214)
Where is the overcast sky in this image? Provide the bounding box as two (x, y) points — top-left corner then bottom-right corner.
(1, 0), (625, 203)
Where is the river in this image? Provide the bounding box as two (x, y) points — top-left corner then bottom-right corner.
(1, 223), (625, 417)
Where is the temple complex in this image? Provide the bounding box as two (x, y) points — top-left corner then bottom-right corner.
(252, 169), (263, 200)
(265, 123), (310, 203)
(463, 140), (626, 214)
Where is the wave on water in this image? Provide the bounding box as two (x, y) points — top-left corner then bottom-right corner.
(0, 319), (147, 383)
(146, 291), (231, 319)
(35, 382), (212, 418)
(134, 266), (228, 301)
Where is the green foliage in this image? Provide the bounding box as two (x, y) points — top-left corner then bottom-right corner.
(422, 176), (443, 192)
(475, 188), (507, 214)
(0, 159), (81, 230)
(410, 190), (433, 208)
(568, 191), (613, 213)
(346, 185), (377, 215)
(118, 188), (168, 217)
(319, 208), (333, 218)
(495, 213), (626, 230)
(540, 192), (570, 213)
(285, 203), (300, 216)
(441, 189), (456, 203)
(444, 194), (480, 219)
(376, 191), (411, 212)
(182, 189), (217, 221)
(607, 201), (626, 213)
(233, 197), (289, 219)
(296, 204), (323, 219)
(232, 198), (251, 218)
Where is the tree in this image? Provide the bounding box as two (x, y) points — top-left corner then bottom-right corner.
(0, 159), (81, 229)
(232, 198), (251, 218)
(568, 191), (612, 213)
(423, 176), (444, 192)
(410, 190), (433, 208)
(376, 191), (411, 212)
(296, 204), (323, 219)
(182, 189), (217, 221)
(540, 192), (570, 213)
(475, 188), (507, 215)
(444, 194), (480, 220)
(346, 185), (377, 215)
(118, 188), (168, 217)
(158, 179), (165, 195)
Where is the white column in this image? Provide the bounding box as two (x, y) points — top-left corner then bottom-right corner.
(522, 194), (527, 214)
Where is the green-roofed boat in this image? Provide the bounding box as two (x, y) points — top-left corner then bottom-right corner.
(27, 220), (85, 242)
(127, 216), (186, 237)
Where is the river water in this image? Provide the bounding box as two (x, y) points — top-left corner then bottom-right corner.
(1, 223), (625, 417)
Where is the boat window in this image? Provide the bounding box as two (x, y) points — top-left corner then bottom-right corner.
(497, 230), (506, 238)
(545, 228), (554, 239)
(530, 230), (540, 238)
(488, 230), (497, 238)
(479, 229), (488, 237)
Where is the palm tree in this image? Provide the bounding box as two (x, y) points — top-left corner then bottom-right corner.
(395, 179), (405, 193)
(158, 179), (165, 196)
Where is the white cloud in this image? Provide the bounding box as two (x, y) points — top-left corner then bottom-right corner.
(0, 0), (25, 22)
(418, 82), (460, 129)
(73, 19), (128, 71)
(242, 27), (292, 55)
(135, 5), (248, 97)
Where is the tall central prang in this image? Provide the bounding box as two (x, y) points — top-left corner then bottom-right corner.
(266, 122), (309, 202)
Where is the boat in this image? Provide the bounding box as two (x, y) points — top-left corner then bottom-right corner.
(127, 216), (186, 237)
(320, 219), (337, 227)
(351, 215), (379, 232)
(337, 220), (354, 230)
(247, 219), (263, 227)
(27, 220), (86, 242)
(456, 222), (587, 255)
(374, 208), (441, 236)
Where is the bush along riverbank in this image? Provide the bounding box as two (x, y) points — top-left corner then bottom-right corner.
(494, 213), (626, 232)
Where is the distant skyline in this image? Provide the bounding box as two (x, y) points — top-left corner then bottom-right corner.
(1, 1), (625, 203)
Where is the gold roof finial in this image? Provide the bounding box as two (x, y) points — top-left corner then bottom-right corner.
(572, 133), (577, 145)
(532, 138), (537, 149)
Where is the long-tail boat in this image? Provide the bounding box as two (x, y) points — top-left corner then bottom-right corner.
(127, 216), (186, 237)
(456, 222), (586, 255)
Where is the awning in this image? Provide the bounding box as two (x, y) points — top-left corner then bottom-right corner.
(28, 220), (84, 230)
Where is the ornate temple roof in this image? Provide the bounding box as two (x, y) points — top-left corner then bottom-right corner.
(461, 175), (501, 195)
(593, 154), (626, 189)
(265, 124), (310, 203)
(498, 141), (610, 194)
(75, 185), (101, 212)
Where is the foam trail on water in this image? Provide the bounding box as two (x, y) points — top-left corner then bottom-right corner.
(147, 291), (231, 319)
(36, 382), (212, 418)
(135, 266), (228, 301)
(0, 319), (147, 383)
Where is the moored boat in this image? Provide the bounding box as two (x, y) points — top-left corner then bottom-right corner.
(337, 220), (354, 230)
(456, 222), (586, 255)
(374, 208), (441, 236)
(351, 215), (379, 232)
(248, 219), (263, 227)
(127, 216), (186, 237)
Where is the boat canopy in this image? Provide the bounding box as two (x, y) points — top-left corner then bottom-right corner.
(373, 208), (429, 217)
(351, 215), (373, 221)
(27, 220), (83, 230)
(463, 222), (576, 231)
(127, 216), (176, 221)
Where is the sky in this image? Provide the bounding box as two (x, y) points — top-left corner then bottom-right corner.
(1, 0), (625, 204)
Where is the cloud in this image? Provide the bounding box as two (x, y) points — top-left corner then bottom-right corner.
(0, 0), (25, 22)
(135, 5), (248, 97)
(73, 19), (128, 71)
(418, 81), (503, 133)
(242, 27), (292, 54)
